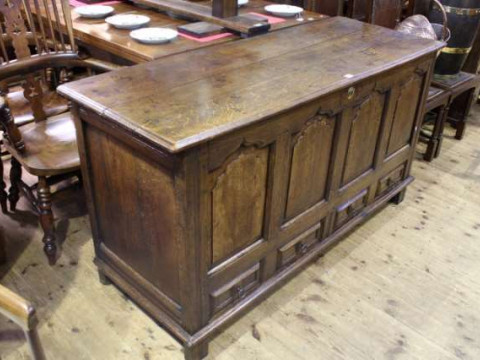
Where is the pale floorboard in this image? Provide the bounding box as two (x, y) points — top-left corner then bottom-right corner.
(1, 106), (479, 360)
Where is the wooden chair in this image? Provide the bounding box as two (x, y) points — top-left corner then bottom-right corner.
(0, 0), (118, 265)
(0, 231), (46, 360)
(0, 0), (69, 153)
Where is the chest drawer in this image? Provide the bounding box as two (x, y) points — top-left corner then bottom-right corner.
(209, 263), (260, 318)
(334, 189), (368, 230)
(277, 224), (322, 269)
(376, 163), (406, 197)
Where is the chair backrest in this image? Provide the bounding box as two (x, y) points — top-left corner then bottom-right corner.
(0, 0), (76, 63)
(367, 0), (402, 28)
(303, 0), (343, 16)
(0, 0), (77, 124)
(346, 0), (402, 28)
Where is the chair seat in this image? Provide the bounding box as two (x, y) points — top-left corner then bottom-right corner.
(7, 88), (70, 127)
(2, 113), (80, 177)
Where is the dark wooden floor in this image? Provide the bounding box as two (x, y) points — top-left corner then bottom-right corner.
(1, 107), (480, 359)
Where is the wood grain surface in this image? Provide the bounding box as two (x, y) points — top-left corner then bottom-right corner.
(59, 17), (442, 153)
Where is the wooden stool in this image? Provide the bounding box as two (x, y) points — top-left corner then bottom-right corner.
(432, 71), (480, 140)
(420, 86), (451, 161)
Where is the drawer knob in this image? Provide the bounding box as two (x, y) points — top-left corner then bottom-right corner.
(233, 286), (246, 300)
(347, 87), (355, 99)
(297, 243), (308, 255)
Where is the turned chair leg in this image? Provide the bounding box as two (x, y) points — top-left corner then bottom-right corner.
(37, 176), (57, 265)
(0, 155), (7, 213)
(8, 158), (21, 212)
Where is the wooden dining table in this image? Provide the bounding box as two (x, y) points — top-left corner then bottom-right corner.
(39, 0), (326, 64)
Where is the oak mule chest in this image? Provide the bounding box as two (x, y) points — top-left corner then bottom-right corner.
(58, 17), (443, 359)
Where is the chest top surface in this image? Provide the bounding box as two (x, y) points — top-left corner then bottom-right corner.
(58, 17), (443, 153)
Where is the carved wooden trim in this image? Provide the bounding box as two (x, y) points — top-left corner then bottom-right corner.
(210, 145), (267, 190)
(0, 0), (31, 60)
(23, 74), (47, 122)
(290, 111), (334, 146)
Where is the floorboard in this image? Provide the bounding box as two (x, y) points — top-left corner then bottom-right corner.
(1, 107), (480, 360)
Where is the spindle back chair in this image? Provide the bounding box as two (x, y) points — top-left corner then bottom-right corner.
(0, 0), (118, 265)
(0, 0), (78, 120)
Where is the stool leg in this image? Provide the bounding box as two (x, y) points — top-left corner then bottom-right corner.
(455, 118), (466, 140)
(435, 106), (448, 158)
(37, 176), (57, 265)
(424, 139), (438, 162)
(455, 88), (475, 140)
(0, 155), (7, 213)
(424, 106), (445, 161)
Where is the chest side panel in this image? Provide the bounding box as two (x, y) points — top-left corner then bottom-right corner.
(83, 120), (183, 319)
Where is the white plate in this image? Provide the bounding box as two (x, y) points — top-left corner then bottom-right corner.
(130, 27), (178, 44)
(264, 4), (303, 17)
(238, 0), (249, 7)
(105, 14), (150, 29)
(75, 5), (114, 19)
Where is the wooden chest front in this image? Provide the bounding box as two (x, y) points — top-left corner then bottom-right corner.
(73, 54), (432, 352)
(202, 58), (429, 321)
